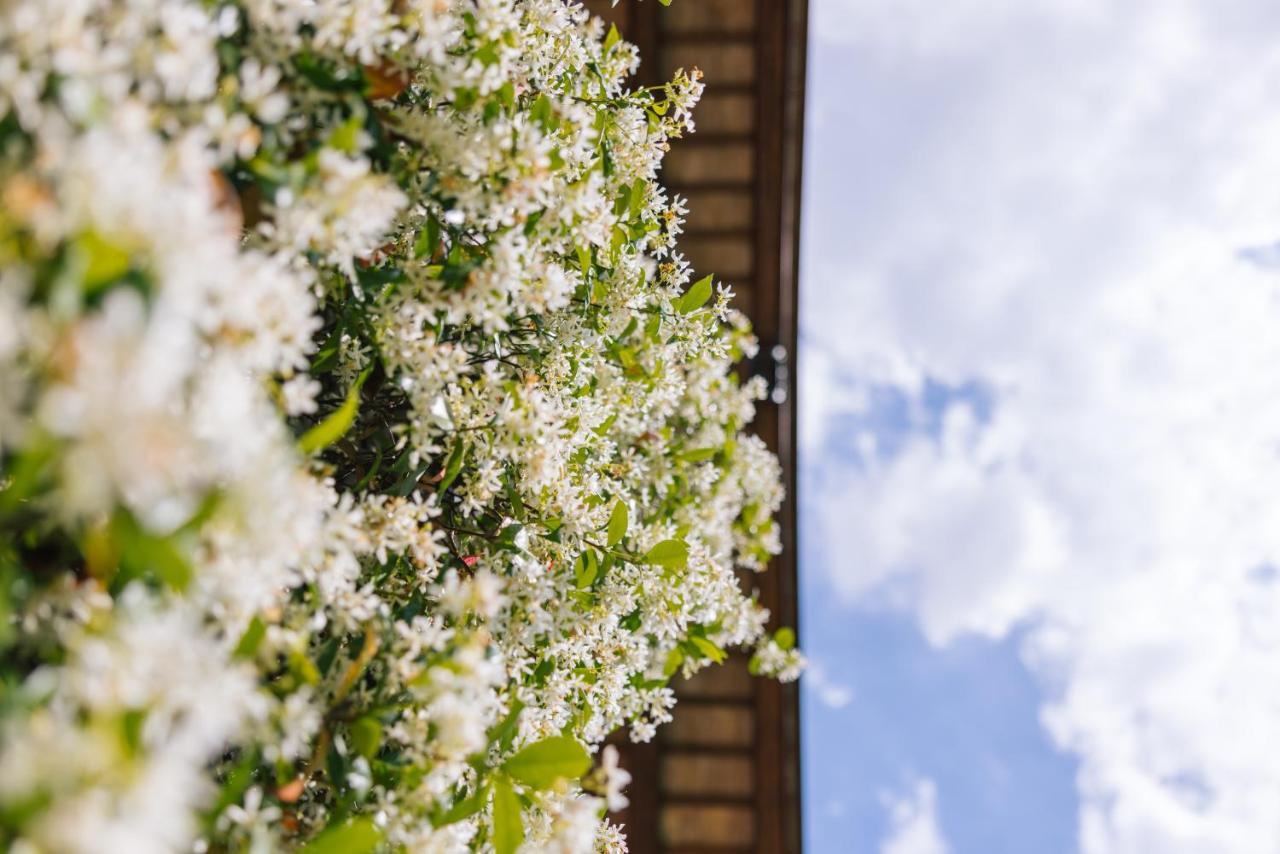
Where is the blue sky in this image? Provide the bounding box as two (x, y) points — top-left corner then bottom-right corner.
(796, 2), (1280, 852)
(800, 377), (1078, 853)
(800, 540), (1080, 853)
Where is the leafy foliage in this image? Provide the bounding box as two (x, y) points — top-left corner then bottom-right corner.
(0, 0), (803, 851)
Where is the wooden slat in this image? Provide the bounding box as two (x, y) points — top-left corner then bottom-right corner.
(661, 805), (757, 848)
(662, 754), (756, 799)
(692, 92), (757, 135)
(581, 0), (627, 29)
(675, 655), (754, 700)
(682, 235), (753, 279)
(663, 0), (758, 34)
(664, 143), (754, 184)
(659, 43), (757, 85)
(663, 704), (756, 748)
(679, 189), (755, 232)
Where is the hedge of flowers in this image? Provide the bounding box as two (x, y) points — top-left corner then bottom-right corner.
(0, 1), (802, 851)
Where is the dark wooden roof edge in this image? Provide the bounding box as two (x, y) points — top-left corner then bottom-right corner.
(750, 0), (809, 851)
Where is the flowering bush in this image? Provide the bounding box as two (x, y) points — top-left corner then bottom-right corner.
(0, 1), (802, 851)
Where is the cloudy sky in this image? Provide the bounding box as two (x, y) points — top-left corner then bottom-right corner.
(798, 2), (1280, 852)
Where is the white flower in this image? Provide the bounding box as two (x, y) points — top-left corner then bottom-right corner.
(600, 745), (631, 811)
(347, 757), (373, 794)
(239, 58), (290, 124)
(438, 569), (506, 620)
(544, 795), (604, 854)
(281, 374), (321, 416)
(221, 786), (281, 831)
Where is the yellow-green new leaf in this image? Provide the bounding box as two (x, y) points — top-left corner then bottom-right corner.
(76, 230), (132, 293)
(300, 818), (381, 854)
(606, 500), (628, 547)
(438, 439), (468, 492)
(349, 716), (382, 758)
(663, 646), (684, 677)
(233, 616), (266, 659)
(676, 274), (713, 314)
(299, 369), (370, 455)
(643, 539), (689, 570)
(492, 777), (524, 854)
(604, 23), (621, 53)
(574, 550), (599, 590)
(501, 736), (591, 790)
(690, 635), (727, 664)
(434, 784), (489, 828)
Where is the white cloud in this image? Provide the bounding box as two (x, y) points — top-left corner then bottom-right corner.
(804, 1), (1280, 851)
(880, 778), (951, 854)
(804, 659), (855, 709)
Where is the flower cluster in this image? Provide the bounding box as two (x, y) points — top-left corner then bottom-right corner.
(0, 1), (802, 851)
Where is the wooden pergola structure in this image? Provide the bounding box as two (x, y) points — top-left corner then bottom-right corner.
(583, 2), (810, 851)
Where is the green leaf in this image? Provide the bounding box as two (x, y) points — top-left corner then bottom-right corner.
(593, 413), (617, 437)
(496, 81), (516, 109)
(475, 42), (500, 67)
(676, 274), (714, 314)
(327, 115), (365, 155)
(210, 749), (259, 822)
(414, 216), (441, 260)
(0, 439), (55, 513)
(486, 699), (526, 754)
(574, 550), (599, 590)
(643, 539), (689, 570)
(630, 178), (646, 218)
(501, 736), (591, 790)
(299, 368), (370, 455)
(114, 514), (193, 592)
(289, 650), (321, 685)
(605, 500), (628, 548)
(608, 221), (625, 259)
(120, 708), (146, 755)
(310, 324), (344, 374)
(599, 137), (615, 178)
(522, 208), (545, 237)
(604, 23), (621, 53)
(503, 470), (527, 520)
(438, 439), (468, 492)
(76, 230), (132, 293)
(454, 87), (478, 111)
(663, 646), (684, 677)
(774, 627), (796, 651)
(233, 617), (266, 659)
(613, 183), (632, 218)
(530, 656), (556, 687)
(349, 716), (382, 758)
(690, 636), (727, 664)
(492, 776), (524, 854)
(531, 93), (553, 129)
(435, 784), (489, 827)
(300, 818), (381, 854)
